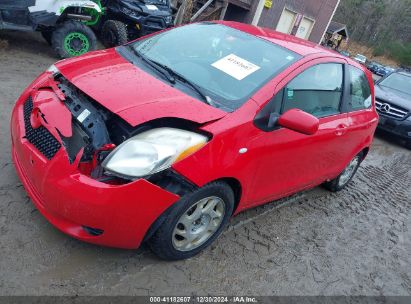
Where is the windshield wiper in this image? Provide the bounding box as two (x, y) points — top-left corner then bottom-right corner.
(128, 45), (176, 84)
(153, 63), (216, 106)
(128, 46), (215, 106)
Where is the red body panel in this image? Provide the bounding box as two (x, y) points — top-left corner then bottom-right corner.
(10, 21), (379, 248)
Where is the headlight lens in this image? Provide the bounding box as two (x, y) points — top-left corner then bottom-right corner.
(165, 15), (173, 24)
(102, 128), (208, 178)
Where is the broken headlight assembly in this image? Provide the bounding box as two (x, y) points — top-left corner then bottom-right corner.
(101, 128), (208, 179)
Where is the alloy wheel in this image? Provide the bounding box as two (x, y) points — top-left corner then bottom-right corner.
(172, 196), (226, 252)
(64, 32), (90, 56)
(338, 156), (360, 187)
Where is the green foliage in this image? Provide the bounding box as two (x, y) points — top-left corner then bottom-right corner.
(388, 42), (411, 66)
(372, 41), (411, 65)
(372, 46), (385, 57)
(334, 0), (411, 65)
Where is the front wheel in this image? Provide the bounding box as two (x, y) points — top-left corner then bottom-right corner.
(51, 20), (97, 58)
(148, 182), (234, 260)
(323, 153), (363, 192)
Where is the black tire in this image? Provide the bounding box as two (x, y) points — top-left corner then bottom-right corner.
(405, 141), (411, 150)
(101, 20), (128, 48)
(51, 20), (97, 59)
(41, 31), (52, 45)
(148, 182), (235, 260)
(323, 153), (363, 192)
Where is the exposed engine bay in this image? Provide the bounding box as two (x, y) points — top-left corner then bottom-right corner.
(47, 75), (200, 195)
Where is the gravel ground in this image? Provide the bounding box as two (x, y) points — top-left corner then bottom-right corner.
(0, 31), (410, 296)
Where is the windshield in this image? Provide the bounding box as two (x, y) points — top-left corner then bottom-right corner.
(380, 73), (411, 95)
(128, 23), (301, 110)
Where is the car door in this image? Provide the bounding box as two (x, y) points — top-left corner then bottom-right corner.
(248, 58), (350, 206)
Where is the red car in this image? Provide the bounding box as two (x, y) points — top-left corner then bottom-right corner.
(11, 21), (378, 260)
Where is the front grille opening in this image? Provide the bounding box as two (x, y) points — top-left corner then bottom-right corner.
(23, 97), (61, 160)
(82, 226), (104, 236)
(375, 99), (409, 120)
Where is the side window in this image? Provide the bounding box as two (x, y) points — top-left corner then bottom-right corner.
(349, 66), (372, 110)
(282, 63), (343, 117)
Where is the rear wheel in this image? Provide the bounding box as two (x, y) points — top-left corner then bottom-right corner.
(323, 153), (362, 192)
(101, 20), (128, 48)
(51, 20), (97, 58)
(148, 182), (234, 260)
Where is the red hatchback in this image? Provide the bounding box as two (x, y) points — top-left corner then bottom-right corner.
(11, 21), (378, 260)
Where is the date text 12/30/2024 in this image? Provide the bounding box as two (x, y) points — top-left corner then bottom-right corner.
(149, 297), (258, 303)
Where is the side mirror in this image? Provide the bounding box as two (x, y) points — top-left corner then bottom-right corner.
(278, 109), (319, 135)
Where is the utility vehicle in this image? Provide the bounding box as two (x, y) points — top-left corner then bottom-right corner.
(99, 0), (174, 48)
(0, 0), (102, 58)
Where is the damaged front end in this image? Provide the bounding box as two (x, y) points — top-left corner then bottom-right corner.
(9, 70), (210, 248)
(26, 70), (208, 196)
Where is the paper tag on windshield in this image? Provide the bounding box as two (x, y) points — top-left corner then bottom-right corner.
(146, 5), (158, 10)
(77, 109), (91, 123)
(212, 54), (260, 80)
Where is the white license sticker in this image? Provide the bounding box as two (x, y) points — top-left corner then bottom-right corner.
(77, 109), (91, 123)
(146, 5), (158, 10)
(212, 54), (261, 80)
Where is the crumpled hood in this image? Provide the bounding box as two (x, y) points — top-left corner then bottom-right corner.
(375, 85), (411, 111)
(55, 49), (227, 126)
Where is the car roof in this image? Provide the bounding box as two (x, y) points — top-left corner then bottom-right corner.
(214, 21), (344, 57)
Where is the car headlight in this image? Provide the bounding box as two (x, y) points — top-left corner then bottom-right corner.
(102, 128), (208, 178)
(165, 15), (173, 24)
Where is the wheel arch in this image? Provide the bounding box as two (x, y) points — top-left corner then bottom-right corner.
(360, 146), (370, 160)
(211, 177), (242, 215)
(142, 176), (243, 243)
(57, 3), (102, 25)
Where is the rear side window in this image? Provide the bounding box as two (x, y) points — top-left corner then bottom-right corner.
(282, 63), (343, 117)
(349, 66), (372, 110)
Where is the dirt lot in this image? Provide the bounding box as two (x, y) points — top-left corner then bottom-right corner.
(0, 31), (410, 296)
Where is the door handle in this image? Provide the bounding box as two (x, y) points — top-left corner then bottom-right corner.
(335, 124), (348, 136)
